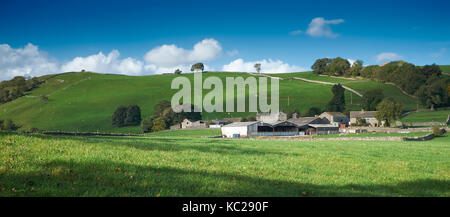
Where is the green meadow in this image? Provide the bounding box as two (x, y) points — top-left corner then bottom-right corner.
(400, 110), (450, 123)
(0, 130), (449, 196)
(0, 71), (419, 133)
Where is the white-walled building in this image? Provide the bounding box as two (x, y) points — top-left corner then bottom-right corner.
(221, 121), (259, 138)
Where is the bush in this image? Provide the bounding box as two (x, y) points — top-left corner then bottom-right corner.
(141, 116), (156, 133)
(2, 119), (19, 131)
(432, 126), (443, 137)
(112, 106), (127, 127)
(247, 115), (256, 121)
(124, 105), (141, 126)
(152, 117), (166, 132)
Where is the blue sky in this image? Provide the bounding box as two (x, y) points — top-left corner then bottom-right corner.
(0, 0), (449, 80)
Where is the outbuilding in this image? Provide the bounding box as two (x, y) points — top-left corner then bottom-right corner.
(221, 121), (259, 138)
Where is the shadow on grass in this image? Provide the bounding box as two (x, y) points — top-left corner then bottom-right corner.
(0, 159), (448, 197)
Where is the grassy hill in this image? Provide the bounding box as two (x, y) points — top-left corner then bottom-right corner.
(400, 110), (450, 123)
(0, 71), (420, 133)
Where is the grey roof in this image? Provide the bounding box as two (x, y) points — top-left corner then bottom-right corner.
(222, 121), (259, 127)
(287, 117), (321, 126)
(308, 124), (339, 128)
(321, 112), (347, 117)
(350, 111), (377, 118)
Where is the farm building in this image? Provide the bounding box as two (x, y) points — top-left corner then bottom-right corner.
(350, 111), (380, 127)
(307, 124), (340, 135)
(209, 119), (229, 128)
(221, 116), (341, 137)
(319, 112), (349, 127)
(181, 119), (208, 129)
(257, 121), (299, 136)
(256, 112), (287, 123)
(221, 121), (259, 138)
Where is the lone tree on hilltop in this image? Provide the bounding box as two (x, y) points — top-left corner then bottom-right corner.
(254, 63), (261, 74)
(191, 63), (204, 72)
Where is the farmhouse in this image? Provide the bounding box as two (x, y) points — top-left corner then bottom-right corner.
(181, 119), (208, 129)
(319, 112), (349, 127)
(256, 112), (287, 123)
(221, 121), (259, 138)
(350, 111), (379, 127)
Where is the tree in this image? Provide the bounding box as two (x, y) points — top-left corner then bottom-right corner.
(422, 64), (441, 78)
(362, 88), (384, 111)
(349, 60), (363, 77)
(327, 57), (350, 76)
(416, 74), (449, 109)
(124, 105), (141, 126)
(325, 84), (346, 112)
(360, 65), (379, 79)
(141, 116), (156, 133)
(311, 58), (331, 75)
(254, 63), (261, 74)
(301, 107), (322, 117)
(3, 119), (19, 131)
(153, 100), (171, 117)
(191, 63), (204, 72)
(152, 117), (166, 132)
(174, 69), (182, 74)
(375, 99), (403, 127)
(112, 106), (127, 127)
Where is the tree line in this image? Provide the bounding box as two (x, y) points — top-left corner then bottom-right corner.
(0, 76), (43, 104)
(312, 58), (449, 109)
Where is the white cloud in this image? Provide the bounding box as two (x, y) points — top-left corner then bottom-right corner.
(376, 52), (403, 62)
(144, 38), (222, 67)
(290, 30), (303, 35)
(306, 17), (344, 38)
(222, 58), (307, 74)
(0, 43), (59, 81)
(227, 49), (239, 57)
(61, 50), (144, 75)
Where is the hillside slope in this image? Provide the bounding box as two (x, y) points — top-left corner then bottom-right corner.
(0, 71), (418, 133)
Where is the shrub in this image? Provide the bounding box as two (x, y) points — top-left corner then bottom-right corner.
(124, 105), (141, 126)
(247, 116), (256, 121)
(141, 116), (156, 133)
(3, 119), (19, 131)
(112, 106), (127, 127)
(152, 117), (166, 132)
(432, 126), (443, 137)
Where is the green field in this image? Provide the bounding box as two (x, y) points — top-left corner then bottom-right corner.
(400, 110), (450, 123)
(0, 130), (449, 196)
(0, 71), (420, 133)
(440, 65), (450, 73)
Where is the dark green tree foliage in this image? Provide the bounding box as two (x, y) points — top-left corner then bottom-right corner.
(327, 57), (351, 76)
(416, 74), (449, 109)
(191, 63), (205, 72)
(124, 105), (142, 126)
(375, 100), (403, 127)
(174, 69), (182, 74)
(360, 65), (379, 79)
(325, 84), (346, 112)
(141, 116), (156, 133)
(0, 76), (43, 104)
(349, 60), (363, 77)
(112, 106), (127, 127)
(362, 88), (384, 111)
(422, 64), (441, 78)
(153, 100), (171, 117)
(311, 58), (331, 75)
(302, 107), (322, 117)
